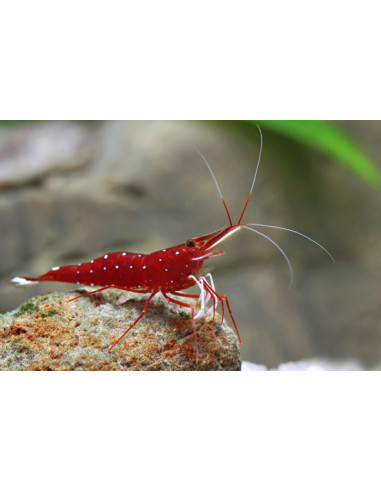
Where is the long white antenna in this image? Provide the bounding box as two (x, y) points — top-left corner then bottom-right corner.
(244, 225), (294, 289)
(194, 147), (223, 200)
(195, 124), (263, 227)
(194, 146), (233, 225)
(250, 124), (263, 195)
(237, 124), (263, 225)
(246, 224), (335, 262)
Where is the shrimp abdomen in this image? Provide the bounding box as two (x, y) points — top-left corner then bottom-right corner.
(11, 252), (146, 289)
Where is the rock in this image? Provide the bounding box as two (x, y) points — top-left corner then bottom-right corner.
(0, 290), (241, 371)
(0, 122), (99, 188)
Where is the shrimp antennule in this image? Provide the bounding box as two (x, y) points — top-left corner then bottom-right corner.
(195, 124), (263, 227)
(194, 147), (233, 226)
(238, 124), (263, 225)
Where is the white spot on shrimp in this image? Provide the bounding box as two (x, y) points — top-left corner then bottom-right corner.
(122, 252), (127, 256)
(186, 264), (188, 268)
(90, 283), (94, 286)
(103, 266), (107, 270)
(77, 263), (81, 267)
(165, 268), (168, 272)
(171, 280), (174, 283)
(104, 254), (108, 259)
(162, 249), (166, 252)
(90, 260), (94, 264)
(115, 265), (119, 269)
(138, 254), (142, 258)
(90, 269), (94, 274)
(175, 251), (180, 255)
(159, 258), (162, 262)
(76, 270), (80, 274)
(52, 266), (60, 271)
(76, 281), (80, 285)
(142, 266), (146, 269)
(130, 265), (133, 269)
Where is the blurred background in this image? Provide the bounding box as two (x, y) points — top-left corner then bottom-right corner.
(0, 120), (380, 368)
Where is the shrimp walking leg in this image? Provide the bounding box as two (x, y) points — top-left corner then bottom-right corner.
(67, 286), (151, 303)
(187, 274), (217, 321)
(202, 280), (241, 344)
(67, 286), (114, 303)
(108, 290), (158, 352)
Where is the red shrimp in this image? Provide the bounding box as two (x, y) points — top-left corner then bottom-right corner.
(10, 126), (333, 362)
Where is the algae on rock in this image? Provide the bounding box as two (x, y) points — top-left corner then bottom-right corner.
(0, 290), (241, 371)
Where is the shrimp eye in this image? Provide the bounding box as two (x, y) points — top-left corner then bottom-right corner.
(186, 239), (196, 248)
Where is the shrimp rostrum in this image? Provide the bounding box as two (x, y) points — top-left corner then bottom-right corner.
(11, 126), (333, 362)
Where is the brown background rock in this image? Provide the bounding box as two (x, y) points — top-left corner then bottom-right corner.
(1, 120), (380, 368)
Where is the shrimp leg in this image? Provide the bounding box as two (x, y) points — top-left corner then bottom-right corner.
(67, 286), (151, 303)
(108, 290), (158, 352)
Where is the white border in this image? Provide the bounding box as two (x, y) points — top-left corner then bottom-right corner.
(1, 1), (379, 119)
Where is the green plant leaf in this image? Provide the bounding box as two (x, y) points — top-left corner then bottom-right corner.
(248, 120), (381, 187)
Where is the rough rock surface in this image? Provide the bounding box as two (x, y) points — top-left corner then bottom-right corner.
(0, 290), (241, 371)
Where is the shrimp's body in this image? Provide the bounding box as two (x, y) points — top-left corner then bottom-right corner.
(11, 126), (333, 362)
(23, 245), (207, 293)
